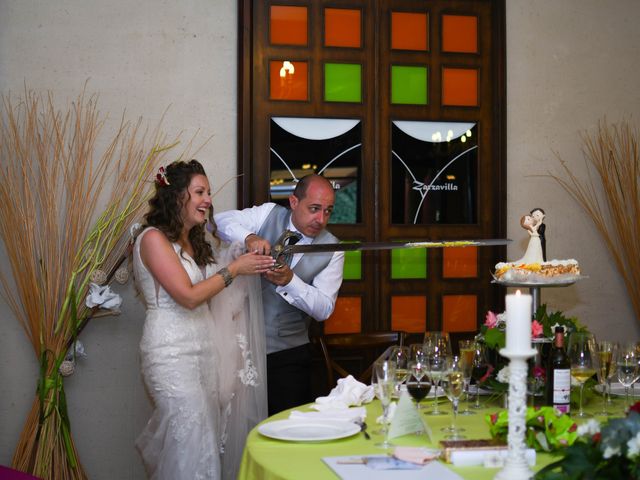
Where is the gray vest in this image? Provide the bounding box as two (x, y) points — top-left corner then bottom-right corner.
(258, 205), (338, 354)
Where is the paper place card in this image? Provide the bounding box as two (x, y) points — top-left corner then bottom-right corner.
(388, 391), (432, 441)
(323, 456), (463, 480)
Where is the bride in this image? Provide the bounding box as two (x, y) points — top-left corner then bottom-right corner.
(133, 160), (273, 479)
(513, 213), (544, 265)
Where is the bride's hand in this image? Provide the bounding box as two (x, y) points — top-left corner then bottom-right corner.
(229, 251), (275, 276)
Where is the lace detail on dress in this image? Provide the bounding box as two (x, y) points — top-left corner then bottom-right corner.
(236, 333), (259, 387)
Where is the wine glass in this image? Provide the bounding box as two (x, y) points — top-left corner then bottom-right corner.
(458, 340), (476, 415)
(389, 346), (410, 396)
(407, 359), (431, 411)
(440, 355), (466, 439)
(470, 343), (489, 409)
(424, 331), (452, 357)
(617, 344), (639, 409)
(425, 351), (448, 415)
(373, 360), (397, 448)
(409, 343), (427, 365)
(595, 340), (617, 416)
(567, 332), (597, 418)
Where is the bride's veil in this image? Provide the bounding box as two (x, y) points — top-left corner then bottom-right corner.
(207, 240), (268, 479)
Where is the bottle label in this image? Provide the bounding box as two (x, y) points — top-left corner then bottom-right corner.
(552, 368), (571, 412)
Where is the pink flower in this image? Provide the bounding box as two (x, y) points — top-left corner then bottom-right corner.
(533, 365), (546, 379)
(485, 311), (498, 329)
(531, 320), (544, 337)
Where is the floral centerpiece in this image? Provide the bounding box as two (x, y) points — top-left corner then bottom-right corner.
(475, 304), (589, 393)
(536, 402), (640, 479)
(487, 406), (578, 452)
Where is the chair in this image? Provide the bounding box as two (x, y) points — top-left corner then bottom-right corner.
(313, 331), (405, 392)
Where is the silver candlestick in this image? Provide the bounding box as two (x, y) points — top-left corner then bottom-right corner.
(495, 347), (537, 480)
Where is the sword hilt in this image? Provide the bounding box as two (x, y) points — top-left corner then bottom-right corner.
(272, 230), (302, 268)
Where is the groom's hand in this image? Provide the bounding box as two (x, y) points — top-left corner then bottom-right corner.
(245, 233), (271, 255)
(264, 264), (293, 286)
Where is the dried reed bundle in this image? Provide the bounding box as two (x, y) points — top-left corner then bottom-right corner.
(550, 119), (640, 323)
(0, 88), (185, 479)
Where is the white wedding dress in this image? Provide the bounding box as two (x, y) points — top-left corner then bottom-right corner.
(133, 227), (267, 480)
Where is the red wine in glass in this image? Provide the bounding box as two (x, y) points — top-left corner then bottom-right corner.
(407, 378), (431, 409)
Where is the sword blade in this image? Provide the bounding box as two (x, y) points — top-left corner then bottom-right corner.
(282, 238), (511, 256)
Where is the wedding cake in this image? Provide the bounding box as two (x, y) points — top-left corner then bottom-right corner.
(493, 259), (580, 282)
(493, 208), (581, 283)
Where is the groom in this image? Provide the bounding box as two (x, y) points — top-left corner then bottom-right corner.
(530, 207), (546, 261)
(215, 174), (345, 414)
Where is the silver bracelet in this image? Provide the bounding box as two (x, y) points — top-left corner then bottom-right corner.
(217, 267), (233, 287)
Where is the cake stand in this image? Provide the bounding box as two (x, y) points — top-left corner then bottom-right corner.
(491, 278), (578, 313)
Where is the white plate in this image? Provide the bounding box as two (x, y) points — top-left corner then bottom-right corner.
(595, 383), (640, 397)
(258, 419), (360, 442)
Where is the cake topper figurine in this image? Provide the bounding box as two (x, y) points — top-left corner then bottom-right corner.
(513, 212), (544, 264)
(530, 207), (546, 261)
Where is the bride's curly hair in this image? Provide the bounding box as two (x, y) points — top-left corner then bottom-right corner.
(143, 159), (216, 266)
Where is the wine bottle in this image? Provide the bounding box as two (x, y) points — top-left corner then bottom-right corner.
(546, 326), (571, 413)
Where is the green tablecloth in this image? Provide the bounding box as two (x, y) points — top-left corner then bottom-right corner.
(239, 394), (626, 480)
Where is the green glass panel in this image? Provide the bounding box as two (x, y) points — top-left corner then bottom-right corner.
(391, 65), (428, 105)
(325, 63), (362, 102)
(343, 249), (362, 280)
(391, 246), (427, 279)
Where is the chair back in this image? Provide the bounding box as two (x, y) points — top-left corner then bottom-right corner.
(313, 331), (405, 392)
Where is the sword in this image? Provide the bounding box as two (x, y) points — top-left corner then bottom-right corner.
(271, 230), (511, 267)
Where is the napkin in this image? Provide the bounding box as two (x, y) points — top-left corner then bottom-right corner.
(393, 447), (441, 465)
(289, 406), (366, 423)
(313, 375), (374, 410)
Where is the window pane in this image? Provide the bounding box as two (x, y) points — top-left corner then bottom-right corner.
(391, 296), (427, 333)
(270, 5), (307, 46)
(270, 117), (362, 224)
(391, 121), (478, 224)
(442, 14), (478, 53)
(391, 12), (428, 51)
(442, 67), (478, 106)
(325, 297), (362, 333)
(391, 65), (428, 105)
(325, 8), (361, 48)
(324, 63), (362, 102)
(269, 60), (308, 101)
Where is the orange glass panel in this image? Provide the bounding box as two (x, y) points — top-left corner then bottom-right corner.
(269, 60), (308, 101)
(270, 5), (308, 46)
(442, 295), (477, 332)
(391, 296), (427, 333)
(443, 247), (478, 278)
(325, 8), (361, 48)
(442, 15), (478, 53)
(442, 68), (478, 106)
(325, 297), (361, 334)
(391, 12), (428, 51)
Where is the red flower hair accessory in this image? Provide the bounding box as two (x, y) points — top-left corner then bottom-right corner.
(156, 166), (170, 186)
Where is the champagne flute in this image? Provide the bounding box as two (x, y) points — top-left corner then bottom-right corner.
(389, 346), (410, 396)
(458, 340), (476, 415)
(471, 343), (489, 409)
(617, 344), (639, 409)
(440, 355), (466, 439)
(373, 360), (397, 449)
(595, 340), (617, 416)
(407, 359), (431, 411)
(426, 352), (448, 415)
(568, 332), (597, 418)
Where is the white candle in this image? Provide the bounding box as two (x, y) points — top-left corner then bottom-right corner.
(505, 290), (532, 353)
